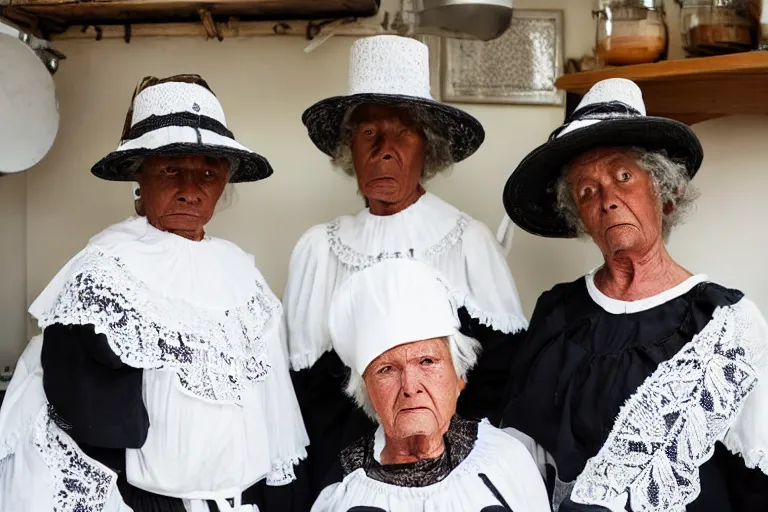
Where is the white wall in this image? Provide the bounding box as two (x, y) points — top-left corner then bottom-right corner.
(4, 0), (768, 365)
(0, 173), (27, 365)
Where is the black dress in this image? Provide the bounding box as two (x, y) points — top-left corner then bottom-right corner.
(501, 275), (768, 511)
(289, 306), (525, 507)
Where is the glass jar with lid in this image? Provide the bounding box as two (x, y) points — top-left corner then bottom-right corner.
(593, 0), (668, 66)
(675, 0), (756, 56)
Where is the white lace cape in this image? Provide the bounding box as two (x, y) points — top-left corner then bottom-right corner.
(311, 420), (551, 512)
(25, 217), (308, 489)
(571, 297), (768, 512)
(284, 192), (528, 370)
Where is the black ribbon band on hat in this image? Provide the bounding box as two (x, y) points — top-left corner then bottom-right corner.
(123, 112), (235, 141)
(548, 101), (643, 141)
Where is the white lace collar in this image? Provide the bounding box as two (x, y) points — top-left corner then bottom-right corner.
(585, 268), (709, 315)
(327, 192), (470, 270)
(29, 216), (280, 402)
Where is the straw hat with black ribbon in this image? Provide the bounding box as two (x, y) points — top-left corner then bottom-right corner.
(91, 74), (272, 183)
(503, 78), (703, 239)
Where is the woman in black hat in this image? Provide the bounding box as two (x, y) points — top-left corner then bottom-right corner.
(500, 78), (768, 512)
(0, 75), (308, 512)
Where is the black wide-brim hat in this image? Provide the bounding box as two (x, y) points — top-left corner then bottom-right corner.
(302, 35), (485, 163)
(91, 75), (272, 183)
(503, 78), (703, 238)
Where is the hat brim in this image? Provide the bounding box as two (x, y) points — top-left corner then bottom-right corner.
(503, 117), (703, 239)
(302, 93), (485, 163)
(91, 142), (273, 183)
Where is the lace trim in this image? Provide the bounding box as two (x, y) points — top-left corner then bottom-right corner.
(571, 302), (765, 512)
(34, 407), (117, 512)
(266, 453), (306, 486)
(37, 248), (278, 402)
(326, 213), (470, 271)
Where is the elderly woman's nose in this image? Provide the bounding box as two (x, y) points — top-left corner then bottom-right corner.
(176, 173), (202, 203)
(400, 367), (423, 397)
(599, 188), (620, 212)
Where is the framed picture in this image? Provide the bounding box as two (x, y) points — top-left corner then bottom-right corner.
(423, 9), (564, 106)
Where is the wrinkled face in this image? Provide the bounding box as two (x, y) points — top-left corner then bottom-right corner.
(351, 104), (426, 206)
(136, 155), (229, 241)
(364, 338), (464, 441)
(568, 147), (662, 256)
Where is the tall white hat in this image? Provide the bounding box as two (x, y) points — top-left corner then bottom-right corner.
(91, 74), (271, 183)
(302, 35), (484, 164)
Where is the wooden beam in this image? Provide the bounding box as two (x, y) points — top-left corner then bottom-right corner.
(51, 17), (382, 40)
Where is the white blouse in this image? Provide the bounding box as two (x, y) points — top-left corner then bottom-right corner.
(311, 420), (551, 512)
(0, 217), (309, 511)
(284, 192), (528, 370)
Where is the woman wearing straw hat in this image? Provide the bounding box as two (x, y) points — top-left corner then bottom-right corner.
(0, 75), (308, 512)
(312, 259), (550, 512)
(500, 78), (768, 512)
(284, 35), (528, 500)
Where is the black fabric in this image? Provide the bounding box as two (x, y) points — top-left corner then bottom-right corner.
(301, 93), (485, 163)
(41, 323), (190, 511)
(125, 112), (234, 141)
(291, 306), (516, 506)
(42, 323), (148, 449)
(340, 416), (478, 487)
(501, 116), (703, 239)
(501, 278), (768, 510)
(91, 142), (273, 184)
(289, 349), (377, 506)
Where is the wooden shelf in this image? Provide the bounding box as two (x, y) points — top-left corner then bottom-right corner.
(555, 52), (768, 125)
(2, 0), (380, 35)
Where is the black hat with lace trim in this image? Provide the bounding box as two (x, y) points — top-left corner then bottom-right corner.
(503, 78), (703, 239)
(91, 74), (272, 183)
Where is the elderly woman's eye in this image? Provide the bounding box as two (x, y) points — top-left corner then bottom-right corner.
(377, 365), (392, 374)
(579, 187), (593, 199)
(164, 167), (179, 176)
(363, 128), (375, 137)
(420, 357), (435, 365)
(205, 170), (215, 178)
(618, 171), (631, 182)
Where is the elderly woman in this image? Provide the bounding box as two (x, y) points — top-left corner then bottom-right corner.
(311, 259), (550, 511)
(0, 75), (308, 512)
(500, 78), (768, 512)
(286, 35), (527, 500)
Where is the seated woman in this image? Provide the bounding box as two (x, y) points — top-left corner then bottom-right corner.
(501, 78), (768, 511)
(0, 75), (308, 512)
(312, 259), (549, 512)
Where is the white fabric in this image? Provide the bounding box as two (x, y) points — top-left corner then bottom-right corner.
(115, 126), (253, 154)
(347, 35), (432, 99)
(571, 298), (768, 512)
(328, 259), (460, 376)
(0, 337), (132, 512)
(585, 268), (709, 314)
(0, 32), (58, 173)
(22, 217), (308, 503)
(131, 82), (226, 125)
(558, 78), (646, 138)
(311, 420), (550, 512)
(285, 192), (527, 370)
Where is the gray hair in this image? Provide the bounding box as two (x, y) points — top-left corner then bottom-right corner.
(345, 334), (481, 421)
(332, 104), (454, 182)
(555, 147), (699, 241)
